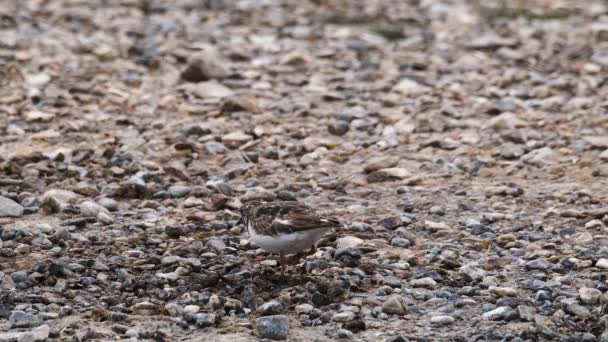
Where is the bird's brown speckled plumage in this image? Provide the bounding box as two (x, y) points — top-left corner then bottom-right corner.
(240, 200), (342, 236)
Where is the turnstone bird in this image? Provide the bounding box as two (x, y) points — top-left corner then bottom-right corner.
(237, 200), (342, 274)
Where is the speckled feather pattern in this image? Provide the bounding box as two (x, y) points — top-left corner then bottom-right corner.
(241, 201), (342, 236)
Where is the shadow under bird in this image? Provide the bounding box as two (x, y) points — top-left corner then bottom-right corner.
(236, 200), (343, 275)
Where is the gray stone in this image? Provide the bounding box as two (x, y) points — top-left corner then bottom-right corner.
(460, 263), (487, 281)
(294, 303), (313, 314)
(18, 324), (50, 342)
(41, 189), (79, 204)
(579, 287), (602, 305)
(337, 236), (364, 248)
(525, 258), (551, 270)
(0, 196), (24, 217)
(164, 303), (183, 317)
(79, 201), (111, 218)
(258, 301), (283, 316)
(364, 157), (399, 173)
(328, 121), (350, 136)
(168, 185), (191, 198)
(382, 295), (408, 316)
(596, 258), (608, 269)
(161, 255), (182, 265)
(517, 305), (536, 322)
(9, 311), (41, 328)
(563, 300), (592, 319)
(521, 147), (559, 165)
(500, 143), (524, 159)
(482, 306), (515, 321)
(241, 187), (276, 201)
(0, 331), (23, 341)
(429, 315), (455, 325)
(256, 315), (290, 340)
(390, 238), (411, 248)
(428, 206), (445, 216)
(392, 78), (430, 96)
(334, 247), (362, 260)
(411, 277), (437, 288)
(382, 216), (402, 230)
(156, 272), (179, 281)
(125, 329), (138, 338)
(207, 239), (227, 253)
(195, 313), (216, 328)
(97, 197), (119, 211)
(332, 311), (356, 322)
(205, 141), (227, 154)
(10, 271), (29, 283)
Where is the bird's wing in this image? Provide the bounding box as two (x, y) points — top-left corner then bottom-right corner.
(259, 202), (342, 235)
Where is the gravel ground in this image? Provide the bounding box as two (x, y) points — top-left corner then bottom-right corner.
(1, 0), (608, 341)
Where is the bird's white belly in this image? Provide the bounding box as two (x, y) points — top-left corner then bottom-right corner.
(248, 224), (330, 254)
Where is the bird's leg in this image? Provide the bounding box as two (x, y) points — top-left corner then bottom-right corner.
(288, 245), (318, 264)
(279, 251), (286, 276)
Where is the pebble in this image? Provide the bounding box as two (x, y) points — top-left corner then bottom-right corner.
(585, 219), (603, 229)
(364, 157), (399, 173)
(277, 190), (297, 201)
(411, 277), (437, 288)
(0, 196), (24, 217)
(256, 315), (290, 340)
(424, 221), (451, 231)
(525, 258), (551, 270)
(382, 216), (402, 229)
(295, 304), (313, 314)
(195, 313), (216, 328)
(382, 295), (409, 316)
(385, 336), (411, 342)
(79, 201), (111, 218)
(205, 141), (227, 154)
(500, 143), (525, 159)
(9, 311), (41, 328)
(596, 258), (608, 269)
(482, 306), (515, 321)
(429, 315), (455, 325)
(241, 187), (276, 201)
(222, 131), (253, 149)
(334, 247), (362, 260)
(578, 287), (602, 305)
(97, 197), (119, 211)
(460, 263), (487, 281)
(17, 324), (50, 342)
(563, 300), (592, 319)
(489, 286), (518, 297)
(428, 206), (445, 216)
(390, 238), (411, 248)
(496, 233), (516, 245)
(156, 272), (179, 281)
(258, 301), (283, 316)
(165, 303), (183, 317)
(125, 329), (139, 338)
(332, 311), (356, 322)
(328, 121), (350, 136)
(11, 271), (29, 283)
(337, 236), (364, 248)
(392, 78), (430, 95)
(521, 147), (559, 165)
(517, 305), (536, 321)
(168, 185), (191, 198)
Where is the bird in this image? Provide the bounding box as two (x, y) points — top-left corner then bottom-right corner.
(236, 200), (342, 275)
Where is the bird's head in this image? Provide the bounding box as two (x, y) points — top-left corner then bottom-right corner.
(235, 200), (263, 227)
